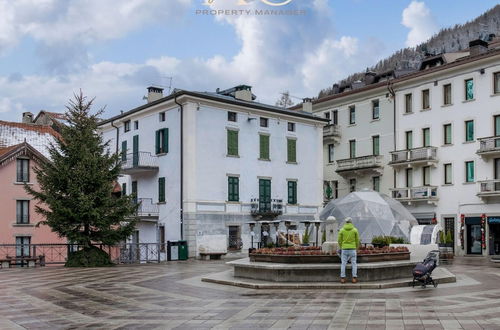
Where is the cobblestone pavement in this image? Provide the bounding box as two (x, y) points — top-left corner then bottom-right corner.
(0, 257), (499, 330)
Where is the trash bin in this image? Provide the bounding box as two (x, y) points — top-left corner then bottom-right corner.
(167, 241), (179, 261)
(178, 240), (188, 260)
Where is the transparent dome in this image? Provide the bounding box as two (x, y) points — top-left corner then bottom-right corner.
(320, 189), (418, 243)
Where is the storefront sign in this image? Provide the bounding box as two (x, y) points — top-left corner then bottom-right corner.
(488, 217), (500, 224)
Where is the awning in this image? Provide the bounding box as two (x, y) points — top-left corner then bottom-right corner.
(412, 212), (435, 219)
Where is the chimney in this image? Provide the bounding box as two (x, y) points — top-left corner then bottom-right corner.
(469, 39), (488, 56)
(22, 112), (33, 124)
(302, 98), (313, 113)
(234, 85), (253, 102)
(147, 86), (164, 103)
(364, 71), (377, 85)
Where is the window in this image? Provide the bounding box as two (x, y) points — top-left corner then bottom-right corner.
(495, 116), (500, 137)
(228, 111), (237, 122)
(422, 89), (430, 109)
(159, 225), (166, 252)
(132, 181), (137, 204)
(159, 112), (166, 122)
(443, 84), (452, 105)
(405, 131), (413, 149)
(287, 122), (295, 132)
(444, 163), (452, 184)
(328, 144), (334, 163)
(16, 200), (29, 224)
(287, 181), (297, 205)
(465, 79), (474, 100)
(227, 130), (239, 156)
(121, 141), (127, 161)
(121, 183), (127, 197)
(372, 135), (380, 156)
(124, 120), (131, 132)
(260, 117), (269, 128)
(259, 134), (270, 160)
(465, 161), (474, 183)
(349, 106), (356, 124)
(228, 176), (239, 202)
(405, 168), (413, 188)
(332, 181), (338, 198)
(332, 110), (338, 125)
(16, 236), (30, 257)
(405, 93), (413, 113)
(443, 124), (452, 145)
(465, 120), (474, 142)
(372, 100), (380, 120)
(134, 121), (139, 130)
(349, 140), (356, 158)
(349, 178), (356, 192)
(422, 128), (430, 147)
(158, 177), (166, 203)
(16, 159), (29, 182)
(423, 166), (431, 186)
(494, 72), (500, 94)
(324, 112), (331, 122)
(155, 128), (169, 154)
(372, 176), (380, 192)
(287, 138), (297, 163)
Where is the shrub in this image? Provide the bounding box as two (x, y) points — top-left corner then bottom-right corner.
(65, 246), (114, 267)
(372, 236), (407, 246)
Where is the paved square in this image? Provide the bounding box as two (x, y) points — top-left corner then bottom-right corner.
(0, 257), (499, 329)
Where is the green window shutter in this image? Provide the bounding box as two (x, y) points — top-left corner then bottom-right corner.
(163, 128), (169, 153)
(466, 121), (474, 142)
(288, 181), (297, 204)
(121, 141), (127, 161)
(158, 177), (166, 202)
(287, 139), (296, 163)
(227, 130), (238, 156)
(260, 135), (269, 160)
(466, 162), (474, 182)
(373, 136), (380, 155)
(466, 79), (474, 100)
(155, 130), (161, 154)
(228, 177), (239, 202)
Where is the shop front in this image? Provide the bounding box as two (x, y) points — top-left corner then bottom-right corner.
(488, 217), (500, 256)
(464, 216), (485, 255)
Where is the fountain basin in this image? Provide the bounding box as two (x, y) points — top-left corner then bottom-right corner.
(249, 252), (410, 263)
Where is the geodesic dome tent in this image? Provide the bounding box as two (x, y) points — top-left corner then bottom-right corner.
(320, 189), (418, 243)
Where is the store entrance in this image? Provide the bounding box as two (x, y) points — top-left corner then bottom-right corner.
(489, 223), (500, 255)
(467, 224), (482, 255)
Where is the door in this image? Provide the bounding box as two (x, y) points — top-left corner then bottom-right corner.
(15, 236), (30, 258)
(489, 223), (500, 255)
(467, 224), (482, 255)
(131, 230), (140, 261)
(228, 226), (242, 251)
(259, 179), (271, 212)
(132, 135), (139, 167)
(132, 181), (138, 204)
(444, 217), (455, 252)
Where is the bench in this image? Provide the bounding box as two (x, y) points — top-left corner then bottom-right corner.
(199, 252), (227, 260)
(0, 255), (45, 268)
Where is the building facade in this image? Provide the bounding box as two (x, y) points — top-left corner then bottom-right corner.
(99, 86), (326, 257)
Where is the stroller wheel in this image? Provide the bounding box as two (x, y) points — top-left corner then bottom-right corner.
(433, 281), (438, 288)
(421, 284), (426, 289)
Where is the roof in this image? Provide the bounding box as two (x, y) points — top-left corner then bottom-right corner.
(0, 142), (48, 168)
(0, 120), (59, 158)
(99, 89), (329, 126)
(0, 144), (20, 157)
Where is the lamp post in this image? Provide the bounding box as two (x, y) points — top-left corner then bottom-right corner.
(246, 222), (256, 253)
(311, 220), (323, 247)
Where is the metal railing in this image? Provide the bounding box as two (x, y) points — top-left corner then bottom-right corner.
(336, 155), (383, 172)
(390, 147), (437, 164)
(478, 179), (500, 195)
(136, 198), (159, 218)
(323, 124), (341, 139)
(477, 136), (500, 154)
(121, 152), (159, 171)
(250, 198), (283, 216)
(391, 186), (438, 200)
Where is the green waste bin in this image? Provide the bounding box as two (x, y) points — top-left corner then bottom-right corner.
(178, 240), (188, 260)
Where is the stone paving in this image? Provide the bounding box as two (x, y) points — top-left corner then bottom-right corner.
(0, 257), (499, 329)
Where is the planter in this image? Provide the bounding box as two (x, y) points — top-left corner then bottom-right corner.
(249, 252), (410, 264)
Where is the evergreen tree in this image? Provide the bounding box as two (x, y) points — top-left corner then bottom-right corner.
(26, 92), (138, 265)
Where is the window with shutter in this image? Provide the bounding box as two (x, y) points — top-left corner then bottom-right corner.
(228, 177), (239, 202)
(122, 183), (127, 196)
(372, 136), (380, 156)
(259, 135), (270, 160)
(288, 181), (297, 205)
(444, 124), (452, 145)
(227, 130), (238, 156)
(287, 139), (296, 163)
(158, 177), (166, 202)
(162, 128), (169, 153)
(121, 141), (127, 161)
(16, 159), (29, 182)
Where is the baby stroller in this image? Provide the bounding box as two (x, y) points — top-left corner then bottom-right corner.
(412, 250), (439, 288)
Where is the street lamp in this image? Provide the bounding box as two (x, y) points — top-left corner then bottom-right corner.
(310, 220), (323, 247)
(246, 222), (257, 253)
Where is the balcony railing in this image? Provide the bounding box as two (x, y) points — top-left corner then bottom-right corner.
(477, 180), (500, 198)
(136, 198), (159, 219)
(336, 155), (383, 173)
(121, 152), (159, 174)
(477, 136), (500, 156)
(391, 186), (438, 203)
(250, 198), (283, 217)
(389, 147), (437, 166)
(323, 124), (341, 140)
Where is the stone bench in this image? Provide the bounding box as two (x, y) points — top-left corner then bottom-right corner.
(199, 252), (227, 260)
(1, 256), (45, 268)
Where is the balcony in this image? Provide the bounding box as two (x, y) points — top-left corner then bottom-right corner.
(391, 186), (438, 205)
(121, 152), (159, 174)
(477, 136), (500, 157)
(389, 147), (438, 167)
(250, 198), (283, 218)
(335, 155), (383, 175)
(477, 180), (500, 199)
(135, 198), (159, 221)
(323, 124), (341, 142)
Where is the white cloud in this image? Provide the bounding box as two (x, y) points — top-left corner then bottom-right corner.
(0, 97), (25, 114)
(402, 1), (439, 47)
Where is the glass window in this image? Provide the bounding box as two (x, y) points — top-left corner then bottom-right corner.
(406, 168), (413, 188)
(324, 112), (330, 122)
(121, 141), (127, 161)
(155, 128), (169, 154)
(287, 138), (297, 163)
(333, 181), (338, 199)
(260, 117), (269, 127)
(16, 159), (29, 182)
(495, 116), (500, 137)
(443, 124), (452, 145)
(159, 112), (166, 122)
(372, 135), (380, 156)
(16, 200), (29, 224)
(287, 122), (295, 132)
(228, 111), (237, 122)
(158, 177), (166, 203)
(134, 121), (139, 130)
(406, 131), (413, 149)
(124, 120), (131, 132)
(465, 161), (474, 183)
(444, 163), (452, 184)
(333, 110), (338, 125)
(422, 128), (430, 147)
(349, 106), (356, 124)
(349, 140), (356, 158)
(465, 79), (474, 100)
(465, 120), (474, 142)
(328, 144), (334, 163)
(228, 176), (239, 202)
(422, 89), (430, 109)
(16, 236), (30, 257)
(287, 181), (297, 205)
(372, 100), (380, 120)
(495, 72), (500, 94)
(259, 134), (270, 160)
(443, 84), (452, 105)
(423, 166), (431, 186)
(405, 94), (412, 113)
(372, 176), (380, 192)
(227, 130), (239, 156)
(349, 178), (356, 192)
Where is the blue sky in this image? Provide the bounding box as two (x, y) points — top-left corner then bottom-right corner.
(0, 0), (498, 121)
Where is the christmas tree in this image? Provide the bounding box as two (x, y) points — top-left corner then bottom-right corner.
(26, 92), (138, 266)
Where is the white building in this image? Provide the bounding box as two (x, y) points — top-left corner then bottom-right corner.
(98, 86), (326, 257)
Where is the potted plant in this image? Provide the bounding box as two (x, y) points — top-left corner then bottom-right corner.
(302, 227), (312, 246)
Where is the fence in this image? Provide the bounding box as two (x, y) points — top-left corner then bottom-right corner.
(0, 243), (167, 266)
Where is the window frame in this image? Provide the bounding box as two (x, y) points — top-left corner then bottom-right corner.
(228, 111), (237, 122)
(227, 129), (239, 157)
(158, 177), (166, 203)
(465, 161), (475, 183)
(124, 120), (131, 132)
(405, 93), (413, 113)
(494, 72), (500, 95)
(159, 112), (166, 122)
(287, 180), (297, 205)
(228, 176), (240, 202)
(287, 122), (296, 132)
(259, 134), (270, 160)
(422, 127), (431, 147)
(349, 106), (356, 125)
(372, 99), (380, 120)
(260, 117), (269, 128)
(443, 83), (452, 105)
(349, 140), (356, 158)
(422, 89), (430, 110)
(423, 166), (431, 186)
(405, 131), (413, 150)
(287, 138), (297, 163)
(465, 78), (474, 101)
(349, 178), (356, 192)
(328, 144), (334, 163)
(372, 135), (380, 156)
(155, 128), (169, 154)
(134, 120), (139, 130)
(372, 176), (380, 192)
(332, 110), (338, 125)
(16, 158), (30, 183)
(16, 200), (29, 224)
(443, 124), (452, 145)
(444, 163), (452, 185)
(465, 120), (474, 142)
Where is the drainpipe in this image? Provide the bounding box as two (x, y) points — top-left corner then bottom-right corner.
(387, 81), (397, 189)
(174, 95), (184, 240)
(111, 120), (119, 153)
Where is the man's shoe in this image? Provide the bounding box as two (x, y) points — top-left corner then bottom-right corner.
(340, 278), (346, 284)
(352, 278), (358, 284)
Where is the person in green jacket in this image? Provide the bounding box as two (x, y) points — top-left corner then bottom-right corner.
(337, 217), (360, 283)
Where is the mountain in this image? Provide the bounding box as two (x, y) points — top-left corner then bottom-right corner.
(317, 5), (500, 99)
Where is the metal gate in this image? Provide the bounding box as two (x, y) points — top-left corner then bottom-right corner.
(228, 226), (242, 251)
(444, 217), (455, 252)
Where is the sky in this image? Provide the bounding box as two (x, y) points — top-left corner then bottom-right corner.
(0, 0), (498, 121)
